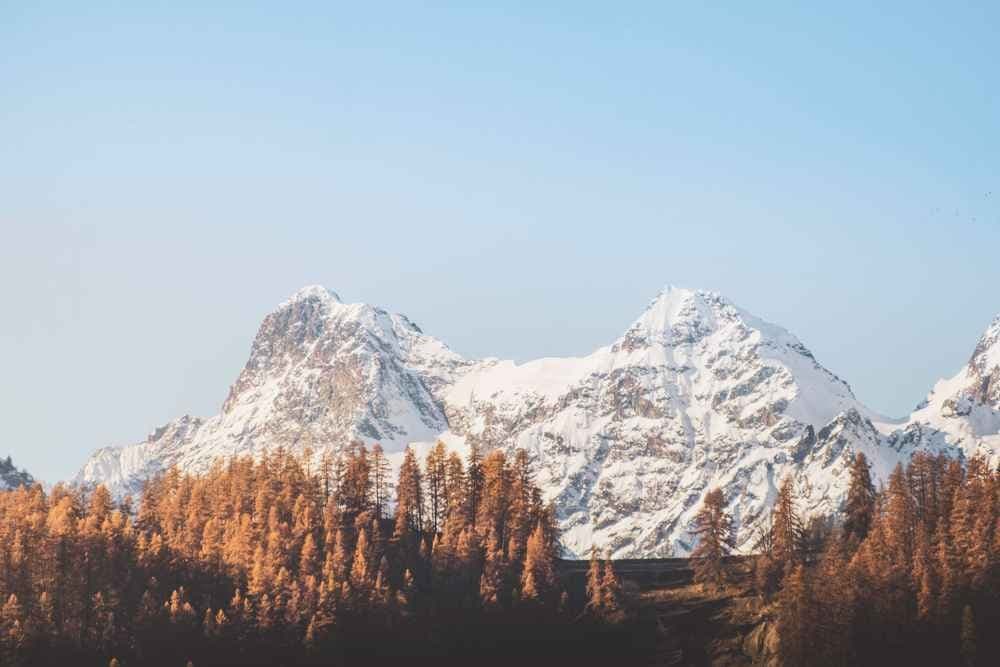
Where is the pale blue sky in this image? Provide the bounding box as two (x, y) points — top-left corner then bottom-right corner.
(2, 3), (998, 482)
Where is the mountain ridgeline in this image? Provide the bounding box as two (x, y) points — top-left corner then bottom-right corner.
(75, 286), (1000, 557)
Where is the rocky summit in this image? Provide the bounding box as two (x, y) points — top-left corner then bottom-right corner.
(75, 286), (1000, 557)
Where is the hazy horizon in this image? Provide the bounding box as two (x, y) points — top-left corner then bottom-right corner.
(3, 3), (999, 482)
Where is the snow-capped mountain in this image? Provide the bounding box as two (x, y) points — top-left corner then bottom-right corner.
(0, 456), (34, 490)
(893, 314), (1000, 460)
(77, 286), (470, 496)
(74, 286), (999, 557)
(440, 287), (894, 557)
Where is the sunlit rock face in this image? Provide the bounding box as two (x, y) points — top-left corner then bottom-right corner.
(897, 315), (1000, 464)
(75, 286), (998, 557)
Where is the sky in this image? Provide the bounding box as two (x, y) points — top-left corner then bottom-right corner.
(2, 2), (998, 482)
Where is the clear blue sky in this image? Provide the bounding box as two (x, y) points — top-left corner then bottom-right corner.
(2, 2), (998, 482)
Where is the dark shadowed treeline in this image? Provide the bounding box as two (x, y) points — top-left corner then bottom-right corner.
(0, 443), (637, 666)
(752, 452), (1000, 666)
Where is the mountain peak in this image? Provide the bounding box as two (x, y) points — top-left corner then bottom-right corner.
(283, 284), (342, 306)
(647, 285), (730, 317)
(78, 283), (996, 559)
(652, 283), (698, 301)
(970, 314), (1000, 368)
(960, 313), (1000, 406)
(623, 286), (733, 345)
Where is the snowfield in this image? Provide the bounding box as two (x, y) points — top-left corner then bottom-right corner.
(75, 286), (1000, 557)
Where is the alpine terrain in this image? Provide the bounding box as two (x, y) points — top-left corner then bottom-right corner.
(75, 286), (1000, 557)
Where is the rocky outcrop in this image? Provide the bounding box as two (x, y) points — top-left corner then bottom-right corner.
(75, 287), (469, 496)
(898, 315), (1000, 462)
(438, 287), (899, 556)
(74, 285), (1000, 558)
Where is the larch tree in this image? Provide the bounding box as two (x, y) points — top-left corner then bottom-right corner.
(299, 532), (319, 580)
(690, 488), (735, 589)
(465, 443), (484, 531)
(319, 451), (335, 502)
(393, 447), (424, 540)
(585, 547), (604, 613)
(519, 522), (555, 604)
(350, 528), (371, 593)
(810, 543), (854, 664)
(507, 449), (535, 563)
(935, 521), (958, 619)
(771, 476), (804, 566)
(425, 441), (448, 534)
(753, 476), (803, 598)
(444, 452), (466, 526)
(776, 564), (814, 667)
(599, 557), (623, 620)
(341, 443), (372, 518)
(884, 463), (917, 585)
(479, 528), (506, 610)
(908, 452), (941, 533)
(913, 523), (936, 621)
(842, 452), (876, 549)
(477, 450), (509, 543)
(370, 444), (391, 521)
(0, 444), (580, 665)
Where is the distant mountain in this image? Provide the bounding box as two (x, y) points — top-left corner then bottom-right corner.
(0, 456), (34, 490)
(76, 286), (469, 496)
(894, 314), (1000, 459)
(75, 286), (999, 557)
(441, 287), (901, 558)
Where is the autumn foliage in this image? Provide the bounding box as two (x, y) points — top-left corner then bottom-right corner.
(690, 488), (735, 589)
(0, 443), (581, 665)
(760, 452), (1000, 666)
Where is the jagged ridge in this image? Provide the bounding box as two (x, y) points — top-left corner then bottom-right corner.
(74, 286), (1000, 557)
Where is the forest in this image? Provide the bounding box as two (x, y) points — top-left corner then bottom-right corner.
(0, 445), (997, 666)
(0, 443), (634, 666)
(741, 451), (1000, 666)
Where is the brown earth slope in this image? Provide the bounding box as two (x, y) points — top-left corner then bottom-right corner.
(559, 558), (774, 667)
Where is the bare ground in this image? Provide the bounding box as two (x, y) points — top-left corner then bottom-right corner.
(560, 558), (766, 666)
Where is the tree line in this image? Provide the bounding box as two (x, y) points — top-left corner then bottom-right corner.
(0, 442), (632, 666)
(690, 451), (1000, 665)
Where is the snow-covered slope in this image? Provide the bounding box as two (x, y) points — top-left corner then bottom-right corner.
(0, 456), (35, 490)
(886, 315), (1000, 461)
(438, 287), (903, 556)
(76, 286), (470, 495)
(74, 285), (999, 557)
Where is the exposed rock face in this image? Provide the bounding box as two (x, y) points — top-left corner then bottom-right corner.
(439, 288), (897, 557)
(75, 286), (469, 496)
(899, 315), (1000, 461)
(970, 320), (1000, 405)
(0, 456), (34, 490)
(74, 286), (1000, 557)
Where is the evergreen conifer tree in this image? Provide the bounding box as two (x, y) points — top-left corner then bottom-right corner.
(843, 453), (877, 549)
(690, 488), (735, 589)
